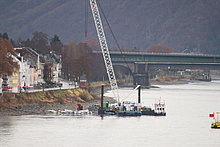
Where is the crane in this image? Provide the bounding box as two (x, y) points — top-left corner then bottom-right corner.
(89, 0), (120, 102)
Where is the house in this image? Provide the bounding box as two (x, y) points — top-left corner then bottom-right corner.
(44, 51), (62, 83)
(15, 47), (44, 86)
(1, 47), (45, 93)
(1, 47), (62, 93)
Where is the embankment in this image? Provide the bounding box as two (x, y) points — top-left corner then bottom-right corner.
(0, 86), (116, 116)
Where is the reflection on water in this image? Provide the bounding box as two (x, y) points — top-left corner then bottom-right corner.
(0, 117), (14, 136)
(0, 81), (220, 147)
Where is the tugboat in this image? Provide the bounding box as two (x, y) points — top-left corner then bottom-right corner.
(137, 85), (166, 116)
(115, 85), (166, 116)
(210, 112), (220, 129)
(141, 99), (166, 116)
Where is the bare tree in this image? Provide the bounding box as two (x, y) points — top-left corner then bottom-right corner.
(0, 38), (19, 76)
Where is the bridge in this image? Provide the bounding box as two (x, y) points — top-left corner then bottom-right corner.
(92, 51), (220, 85)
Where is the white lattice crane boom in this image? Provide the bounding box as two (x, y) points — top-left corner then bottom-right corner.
(89, 0), (119, 102)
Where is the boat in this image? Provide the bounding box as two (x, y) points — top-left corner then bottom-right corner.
(210, 112), (220, 129)
(89, 85), (166, 117)
(211, 122), (220, 129)
(89, 101), (142, 116)
(137, 85), (166, 116)
(88, 86), (142, 117)
(195, 73), (212, 82)
(116, 101), (142, 116)
(141, 100), (166, 116)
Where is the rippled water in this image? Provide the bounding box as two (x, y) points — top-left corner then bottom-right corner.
(1, 81), (220, 147)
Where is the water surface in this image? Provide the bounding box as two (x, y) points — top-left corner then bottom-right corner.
(0, 81), (220, 147)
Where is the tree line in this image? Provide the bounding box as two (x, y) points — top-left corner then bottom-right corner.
(0, 31), (107, 83)
(1, 31), (172, 83)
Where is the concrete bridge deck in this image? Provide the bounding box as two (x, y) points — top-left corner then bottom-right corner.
(92, 51), (220, 85)
(93, 51), (220, 70)
(108, 51), (220, 63)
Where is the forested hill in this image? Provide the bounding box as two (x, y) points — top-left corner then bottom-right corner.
(1, 0), (220, 54)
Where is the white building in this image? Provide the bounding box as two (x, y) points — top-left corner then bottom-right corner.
(1, 47), (62, 93)
(1, 48), (44, 93)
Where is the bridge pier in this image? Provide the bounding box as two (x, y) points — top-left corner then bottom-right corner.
(133, 74), (150, 87)
(133, 63), (150, 86)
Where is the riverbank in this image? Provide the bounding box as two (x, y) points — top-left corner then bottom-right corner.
(0, 85), (116, 116)
(0, 96), (116, 116)
(0, 78), (206, 116)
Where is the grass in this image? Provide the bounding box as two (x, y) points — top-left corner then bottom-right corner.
(0, 88), (95, 109)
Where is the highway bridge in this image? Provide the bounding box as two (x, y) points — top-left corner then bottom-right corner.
(92, 51), (220, 85)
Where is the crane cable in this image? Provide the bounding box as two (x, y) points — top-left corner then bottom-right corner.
(96, 1), (133, 77)
(85, 0), (133, 76)
(84, 0), (88, 37)
(96, 1), (138, 101)
(86, 0), (135, 102)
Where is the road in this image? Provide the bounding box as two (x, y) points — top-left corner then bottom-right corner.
(27, 80), (78, 93)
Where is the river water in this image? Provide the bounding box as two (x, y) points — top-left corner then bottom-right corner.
(0, 80), (220, 147)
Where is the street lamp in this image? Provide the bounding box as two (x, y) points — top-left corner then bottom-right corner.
(38, 74), (41, 84)
(68, 73), (70, 88)
(0, 78), (3, 96)
(22, 75), (25, 86)
(22, 75), (28, 92)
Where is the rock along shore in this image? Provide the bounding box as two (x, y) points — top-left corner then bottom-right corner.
(0, 85), (116, 116)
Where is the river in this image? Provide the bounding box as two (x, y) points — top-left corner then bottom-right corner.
(0, 80), (220, 147)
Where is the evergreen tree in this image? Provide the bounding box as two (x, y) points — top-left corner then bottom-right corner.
(50, 34), (63, 54)
(2, 32), (9, 39)
(52, 34), (60, 42)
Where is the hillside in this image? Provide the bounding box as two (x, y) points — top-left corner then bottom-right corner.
(0, 0), (220, 54)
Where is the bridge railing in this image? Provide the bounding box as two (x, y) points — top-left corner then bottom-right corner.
(92, 51), (220, 63)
